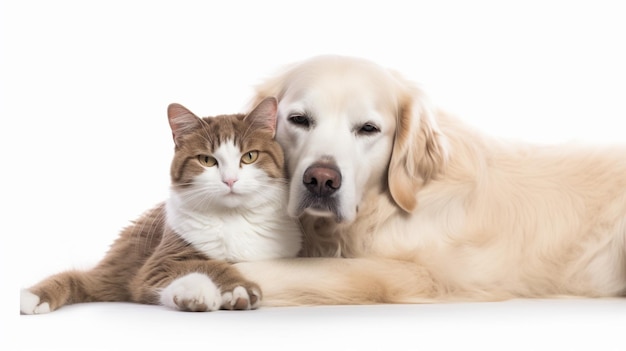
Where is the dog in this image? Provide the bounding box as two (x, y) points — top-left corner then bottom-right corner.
(235, 55), (626, 306)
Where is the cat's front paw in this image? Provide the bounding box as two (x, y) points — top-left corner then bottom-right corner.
(220, 281), (262, 310)
(20, 289), (51, 315)
(159, 273), (222, 312)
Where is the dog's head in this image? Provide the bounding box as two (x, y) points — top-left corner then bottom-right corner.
(251, 55), (448, 223)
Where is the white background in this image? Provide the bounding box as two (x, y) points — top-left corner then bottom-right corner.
(2, 1), (625, 350)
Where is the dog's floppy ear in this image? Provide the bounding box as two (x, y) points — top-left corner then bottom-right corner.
(388, 80), (448, 213)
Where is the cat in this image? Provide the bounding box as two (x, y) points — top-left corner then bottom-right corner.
(20, 97), (302, 314)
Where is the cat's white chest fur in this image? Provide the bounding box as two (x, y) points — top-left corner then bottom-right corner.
(165, 190), (302, 262)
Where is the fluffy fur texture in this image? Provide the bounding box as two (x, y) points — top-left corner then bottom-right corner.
(21, 98), (301, 314)
(235, 55), (626, 306)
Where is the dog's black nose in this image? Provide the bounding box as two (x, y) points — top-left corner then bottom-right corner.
(303, 164), (342, 196)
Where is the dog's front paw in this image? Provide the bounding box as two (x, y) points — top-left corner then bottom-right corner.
(220, 281), (262, 310)
(159, 273), (222, 312)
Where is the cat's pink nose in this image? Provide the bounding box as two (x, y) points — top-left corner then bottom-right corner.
(223, 179), (238, 188)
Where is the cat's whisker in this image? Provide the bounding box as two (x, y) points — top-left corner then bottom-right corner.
(198, 119), (215, 147)
(240, 118), (256, 141)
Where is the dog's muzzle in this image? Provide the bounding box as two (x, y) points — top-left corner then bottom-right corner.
(299, 162), (343, 220)
(303, 163), (342, 196)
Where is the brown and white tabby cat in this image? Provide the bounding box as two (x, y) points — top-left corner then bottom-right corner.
(20, 97), (302, 314)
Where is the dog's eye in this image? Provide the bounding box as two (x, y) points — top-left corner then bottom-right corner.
(288, 114), (311, 128)
(358, 123), (380, 135)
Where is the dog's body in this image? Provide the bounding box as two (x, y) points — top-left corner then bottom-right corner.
(236, 55), (626, 306)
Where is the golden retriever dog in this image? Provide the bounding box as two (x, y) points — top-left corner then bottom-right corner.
(235, 55), (626, 306)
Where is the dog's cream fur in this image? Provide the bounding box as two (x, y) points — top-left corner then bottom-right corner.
(236, 55), (626, 306)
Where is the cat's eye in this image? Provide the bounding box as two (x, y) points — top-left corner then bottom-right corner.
(241, 151), (259, 164)
(198, 155), (217, 167)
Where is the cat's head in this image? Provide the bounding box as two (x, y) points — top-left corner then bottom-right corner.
(166, 97), (286, 209)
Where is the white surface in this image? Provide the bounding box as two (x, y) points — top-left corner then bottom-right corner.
(2, 1), (625, 350)
(7, 300), (626, 351)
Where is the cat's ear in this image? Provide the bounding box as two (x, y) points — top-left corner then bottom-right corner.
(244, 97), (278, 138)
(167, 103), (201, 147)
